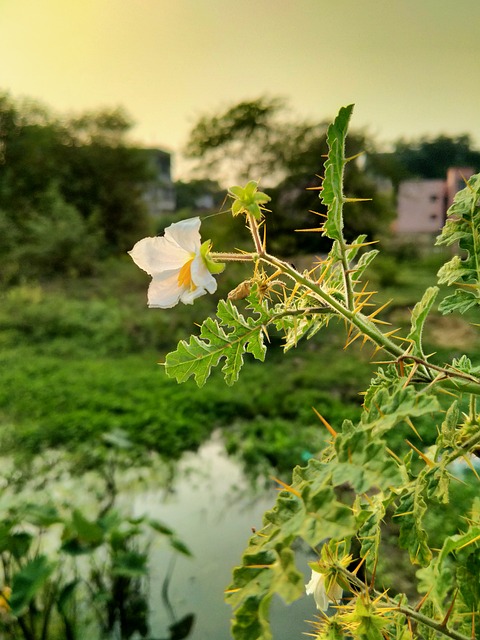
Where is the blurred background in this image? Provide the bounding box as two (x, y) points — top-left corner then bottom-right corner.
(1, 1), (480, 639)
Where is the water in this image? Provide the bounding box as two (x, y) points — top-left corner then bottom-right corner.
(133, 433), (317, 640)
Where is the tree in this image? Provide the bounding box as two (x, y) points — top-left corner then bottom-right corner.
(0, 92), (153, 280)
(184, 97), (395, 255)
(368, 134), (480, 187)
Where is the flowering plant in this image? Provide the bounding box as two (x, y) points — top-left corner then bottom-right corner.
(131, 105), (480, 640)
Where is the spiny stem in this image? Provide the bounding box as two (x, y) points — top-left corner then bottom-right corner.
(211, 251), (256, 262)
(259, 251), (405, 360)
(246, 212), (264, 254)
(339, 239), (355, 312)
(337, 565), (470, 640)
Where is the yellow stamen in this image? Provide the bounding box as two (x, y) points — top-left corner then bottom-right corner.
(177, 256), (196, 289)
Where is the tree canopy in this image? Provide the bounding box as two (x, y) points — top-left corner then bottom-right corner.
(0, 92), (153, 281)
(184, 97), (395, 255)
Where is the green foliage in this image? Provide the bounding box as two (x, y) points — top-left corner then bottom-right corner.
(0, 91), (152, 282)
(166, 298), (269, 386)
(436, 172), (480, 313)
(155, 104), (480, 640)
(320, 104), (353, 241)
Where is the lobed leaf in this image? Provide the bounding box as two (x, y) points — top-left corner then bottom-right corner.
(436, 172), (480, 314)
(165, 299), (269, 386)
(320, 104), (354, 241)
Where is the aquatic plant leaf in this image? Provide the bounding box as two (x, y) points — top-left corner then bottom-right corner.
(10, 555), (56, 616)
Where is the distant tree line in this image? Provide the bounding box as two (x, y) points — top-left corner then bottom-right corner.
(0, 92), (153, 281)
(3, 90), (480, 279)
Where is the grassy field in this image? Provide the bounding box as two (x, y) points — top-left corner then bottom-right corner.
(1, 246), (479, 476)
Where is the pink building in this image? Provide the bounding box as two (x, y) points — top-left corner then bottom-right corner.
(395, 167), (474, 234)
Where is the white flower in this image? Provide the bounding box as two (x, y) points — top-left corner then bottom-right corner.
(305, 569), (343, 611)
(128, 217), (221, 308)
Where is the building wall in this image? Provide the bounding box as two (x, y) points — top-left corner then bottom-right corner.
(395, 167), (475, 234)
(142, 148), (176, 214)
(396, 180), (446, 233)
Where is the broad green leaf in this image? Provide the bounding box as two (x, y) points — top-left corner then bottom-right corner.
(62, 509), (105, 554)
(112, 550), (148, 577)
(0, 531), (33, 560)
(56, 580), (80, 617)
(10, 555), (56, 616)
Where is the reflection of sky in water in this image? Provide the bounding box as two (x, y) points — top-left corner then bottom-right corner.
(133, 432), (317, 640)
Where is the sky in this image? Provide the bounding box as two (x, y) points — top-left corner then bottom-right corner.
(1, 0), (480, 178)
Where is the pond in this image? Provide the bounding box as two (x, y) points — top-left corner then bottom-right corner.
(132, 432), (317, 640)
(0, 432), (319, 640)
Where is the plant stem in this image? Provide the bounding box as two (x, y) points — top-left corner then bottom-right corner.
(211, 251), (256, 262)
(337, 566), (470, 640)
(260, 251), (405, 359)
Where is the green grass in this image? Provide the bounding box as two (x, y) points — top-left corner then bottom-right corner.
(1, 249), (478, 474)
(0, 268), (373, 472)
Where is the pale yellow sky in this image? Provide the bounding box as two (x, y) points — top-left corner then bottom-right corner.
(1, 0), (480, 177)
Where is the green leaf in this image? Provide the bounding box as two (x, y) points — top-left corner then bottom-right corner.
(396, 478), (432, 566)
(333, 427), (404, 493)
(436, 172), (480, 314)
(170, 537), (193, 557)
(438, 400), (459, 449)
(165, 299), (268, 386)
(62, 509), (105, 554)
(228, 181), (271, 219)
(457, 549), (480, 610)
(0, 531), (33, 560)
(406, 286), (438, 358)
(231, 595), (272, 640)
(10, 555), (56, 616)
(56, 580), (80, 617)
(112, 550), (148, 577)
(362, 381), (440, 436)
(437, 525), (480, 567)
(320, 104), (354, 241)
(357, 494), (387, 572)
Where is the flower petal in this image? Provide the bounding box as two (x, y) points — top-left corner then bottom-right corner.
(129, 236), (191, 275)
(305, 571), (329, 611)
(147, 271), (185, 308)
(180, 285), (208, 305)
(164, 217), (201, 254)
(191, 254), (218, 294)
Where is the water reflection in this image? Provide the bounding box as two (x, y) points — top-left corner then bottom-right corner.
(132, 432), (315, 640)
(0, 433), (316, 639)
